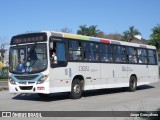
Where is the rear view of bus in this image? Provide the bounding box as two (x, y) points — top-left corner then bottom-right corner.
(8, 32), (50, 96)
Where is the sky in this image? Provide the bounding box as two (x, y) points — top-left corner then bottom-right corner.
(0, 0), (160, 44)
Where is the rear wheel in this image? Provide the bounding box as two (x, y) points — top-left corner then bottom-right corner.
(129, 76), (137, 92)
(69, 79), (83, 99)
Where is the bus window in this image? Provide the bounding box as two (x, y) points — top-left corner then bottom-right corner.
(10, 44), (47, 73)
(50, 41), (67, 68)
(57, 42), (66, 61)
(68, 40), (82, 61)
(120, 46), (126, 63)
(114, 54), (121, 62)
(50, 41), (57, 64)
(138, 49), (147, 64)
(113, 45), (126, 63)
(84, 42), (99, 62)
(148, 50), (157, 64)
(20, 49), (25, 62)
(100, 44), (113, 62)
(127, 47), (137, 63)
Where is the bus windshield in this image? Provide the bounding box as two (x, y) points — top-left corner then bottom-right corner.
(9, 43), (47, 74)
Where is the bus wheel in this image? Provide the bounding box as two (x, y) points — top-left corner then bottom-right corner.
(129, 76), (137, 92)
(37, 93), (50, 98)
(69, 79), (83, 99)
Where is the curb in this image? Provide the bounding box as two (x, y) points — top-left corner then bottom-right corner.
(0, 87), (8, 91)
(0, 81), (8, 82)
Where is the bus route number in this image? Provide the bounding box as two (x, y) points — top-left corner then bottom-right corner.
(79, 66), (89, 71)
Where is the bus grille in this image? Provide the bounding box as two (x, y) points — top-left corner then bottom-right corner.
(18, 82), (35, 84)
(19, 86), (33, 90)
(14, 75), (38, 80)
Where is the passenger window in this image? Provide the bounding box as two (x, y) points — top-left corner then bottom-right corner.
(148, 50), (157, 64)
(49, 38), (67, 68)
(50, 42), (66, 62)
(68, 40), (82, 61)
(113, 45), (126, 63)
(57, 42), (66, 61)
(127, 47), (137, 63)
(84, 42), (99, 62)
(100, 44), (113, 62)
(138, 49), (147, 64)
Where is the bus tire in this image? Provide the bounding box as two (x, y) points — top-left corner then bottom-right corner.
(129, 76), (137, 92)
(69, 79), (83, 99)
(37, 93), (50, 98)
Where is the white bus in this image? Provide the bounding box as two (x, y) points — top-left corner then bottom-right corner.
(9, 31), (159, 99)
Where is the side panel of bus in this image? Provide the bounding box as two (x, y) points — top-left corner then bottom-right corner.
(101, 63), (128, 88)
(127, 64), (149, 85)
(148, 65), (159, 83)
(49, 62), (101, 92)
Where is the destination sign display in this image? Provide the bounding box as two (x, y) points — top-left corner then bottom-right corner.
(10, 33), (47, 45)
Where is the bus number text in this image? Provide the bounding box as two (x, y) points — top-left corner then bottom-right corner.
(79, 66), (89, 71)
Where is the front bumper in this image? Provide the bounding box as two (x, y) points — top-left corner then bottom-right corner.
(8, 82), (50, 94)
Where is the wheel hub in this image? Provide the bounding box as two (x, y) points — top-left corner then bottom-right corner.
(73, 84), (81, 94)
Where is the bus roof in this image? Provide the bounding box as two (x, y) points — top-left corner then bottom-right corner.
(11, 31), (156, 49)
(48, 31), (156, 49)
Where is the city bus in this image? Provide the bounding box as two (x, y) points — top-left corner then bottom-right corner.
(8, 31), (159, 99)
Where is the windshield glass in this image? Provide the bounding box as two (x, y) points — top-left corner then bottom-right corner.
(9, 43), (47, 74)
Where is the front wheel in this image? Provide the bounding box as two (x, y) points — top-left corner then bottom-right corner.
(69, 79), (83, 99)
(129, 76), (137, 92)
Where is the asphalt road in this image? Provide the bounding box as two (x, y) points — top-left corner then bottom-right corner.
(0, 82), (160, 120)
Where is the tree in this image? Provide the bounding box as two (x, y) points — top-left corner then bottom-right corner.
(77, 25), (104, 37)
(0, 44), (5, 69)
(149, 24), (160, 56)
(0, 44), (5, 58)
(149, 24), (160, 49)
(0, 61), (3, 69)
(122, 26), (141, 42)
(88, 25), (100, 37)
(77, 25), (88, 36)
(0, 41), (9, 64)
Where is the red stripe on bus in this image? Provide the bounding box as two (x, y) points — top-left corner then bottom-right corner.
(100, 39), (110, 44)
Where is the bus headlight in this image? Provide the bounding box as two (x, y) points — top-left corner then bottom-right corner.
(9, 77), (16, 85)
(36, 75), (48, 84)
